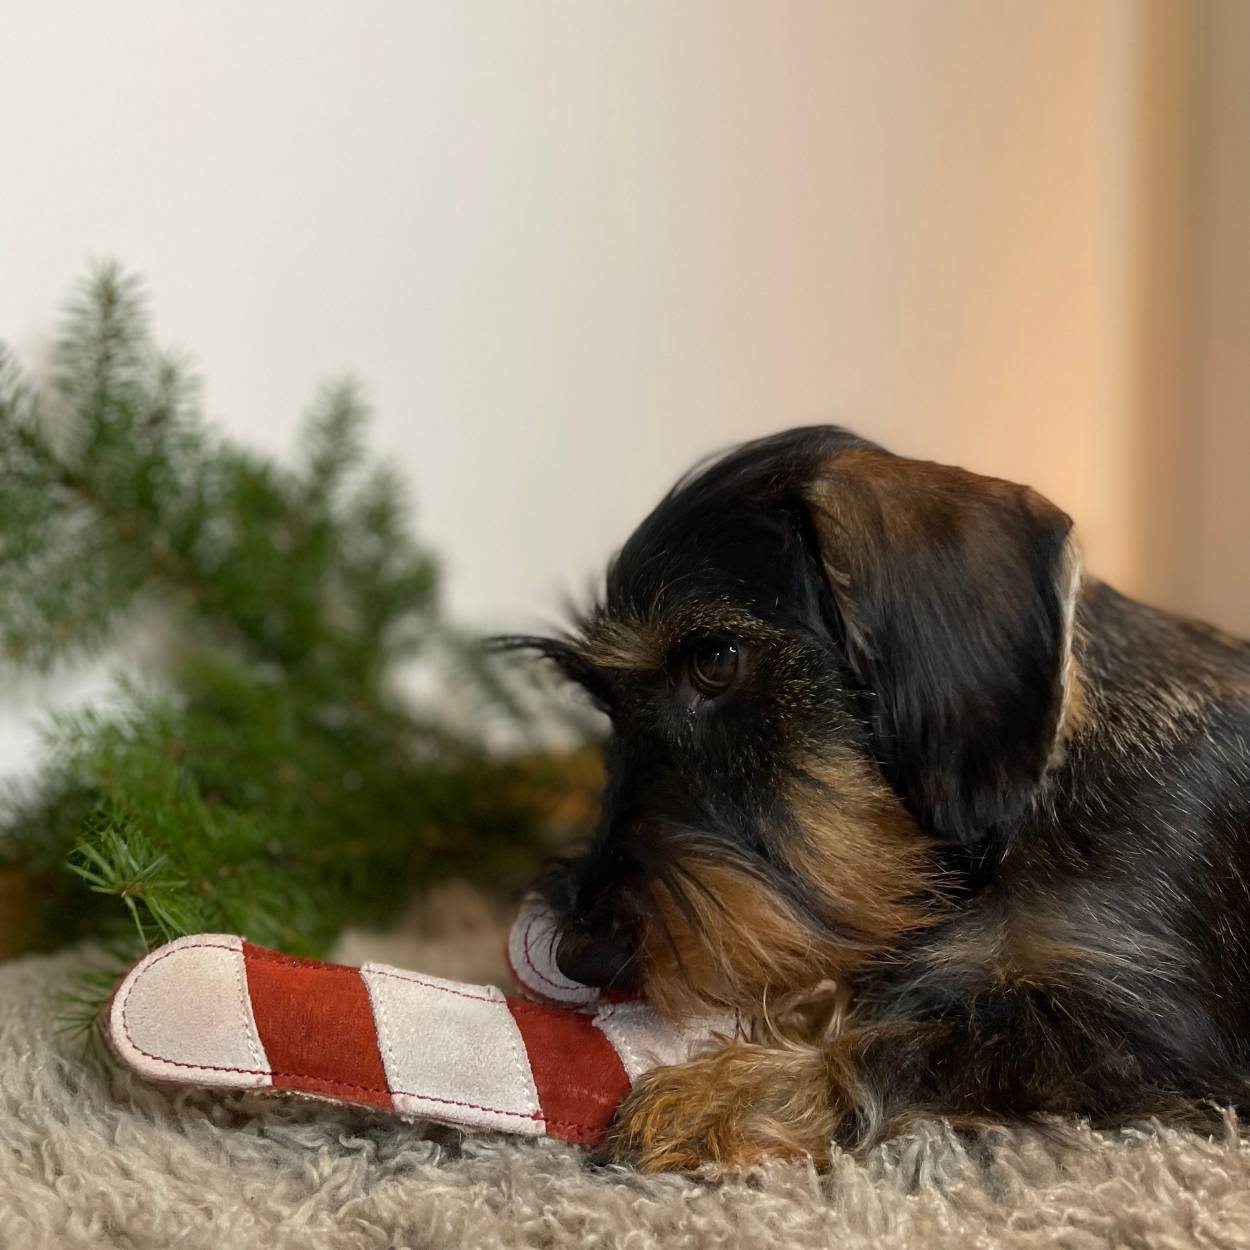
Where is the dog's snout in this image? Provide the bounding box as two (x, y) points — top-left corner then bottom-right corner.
(555, 925), (637, 991)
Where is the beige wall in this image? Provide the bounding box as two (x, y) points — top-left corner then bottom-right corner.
(1120, 0), (1250, 634)
(0, 0), (1244, 655)
(1182, 0), (1250, 633)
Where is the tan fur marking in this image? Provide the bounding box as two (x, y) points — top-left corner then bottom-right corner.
(572, 604), (777, 675)
(921, 912), (1087, 991)
(640, 755), (944, 1018)
(574, 614), (666, 672)
(1052, 534), (1088, 756)
(609, 1041), (838, 1173)
(641, 857), (852, 1018)
(919, 897), (1187, 1011)
(802, 447), (1032, 607)
(786, 756), (945, 945)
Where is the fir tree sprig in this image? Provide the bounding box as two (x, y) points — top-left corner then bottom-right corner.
(0, 265), (598, 979)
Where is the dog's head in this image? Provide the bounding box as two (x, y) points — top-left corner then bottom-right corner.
(503, 427), (1081, 1015)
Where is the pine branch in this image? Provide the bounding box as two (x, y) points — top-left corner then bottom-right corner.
(0, 264), (592, 984)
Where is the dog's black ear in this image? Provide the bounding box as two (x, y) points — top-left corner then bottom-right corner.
(803, 447), (1080, 845)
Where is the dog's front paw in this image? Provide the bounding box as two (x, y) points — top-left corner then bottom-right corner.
(606, 1043), (836, 1174)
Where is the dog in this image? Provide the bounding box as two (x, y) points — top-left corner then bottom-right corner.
(500, 425), (1250, 1172)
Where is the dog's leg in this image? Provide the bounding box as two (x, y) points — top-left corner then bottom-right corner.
(608, 1037), (842, 1171)
(609, 997), (1214, 1173)
(607, 1021), (996, 1173)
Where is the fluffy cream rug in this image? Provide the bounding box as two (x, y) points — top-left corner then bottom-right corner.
(4, 891), (1250, 1250)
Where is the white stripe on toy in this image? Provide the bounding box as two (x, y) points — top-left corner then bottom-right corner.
(109, 934), (271, 1091)
(360, 966), (545, 1136)
(591, 1000), (722, 1084)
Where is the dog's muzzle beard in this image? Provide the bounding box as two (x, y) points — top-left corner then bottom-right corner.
(542, 743), (947, 1021)
(549, 835), (882, 1021)
(633, 850), (872, 1019)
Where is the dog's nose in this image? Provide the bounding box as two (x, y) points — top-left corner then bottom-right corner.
(555, 926), (637, 991)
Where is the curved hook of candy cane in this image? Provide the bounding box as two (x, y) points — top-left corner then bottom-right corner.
(505, 894), (607, 1008)
(105, 933), (737, 1145)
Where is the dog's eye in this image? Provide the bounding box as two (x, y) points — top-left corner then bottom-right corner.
(687, 639), (742, 696)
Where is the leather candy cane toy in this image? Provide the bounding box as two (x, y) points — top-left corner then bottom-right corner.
(105, 898), (736, 1145)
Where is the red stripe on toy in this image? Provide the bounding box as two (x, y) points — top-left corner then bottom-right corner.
(506, 1000), (631, 1144)
(242, 942), (392, 1111)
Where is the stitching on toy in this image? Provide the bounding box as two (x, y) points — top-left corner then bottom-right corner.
(396, 1092), (544, 1123)
(234, 944), (264, 1069)
(493, 994), (537, 1117)
(504, 942), (583, 1009)
(506, 1000), (629, 1130)
(245, 948), (359, 972)
(120, 941), (271, 1078)
(119, 942), (612, 1136)
(519, 911), (585, 995)
(592, 1004), (645, 1079)
(510, 996), (637, 1106)
(362, 968), (545, 1126)
(369, 968), (542, 1115)
(365, 966), (507, 1004)
(360, 963), (401, 1104)
(121, 1033), (585, 1128)
(276, 1073), (381, 1095)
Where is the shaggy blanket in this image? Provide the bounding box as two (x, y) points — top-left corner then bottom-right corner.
(4, 895), (1250, 1250)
